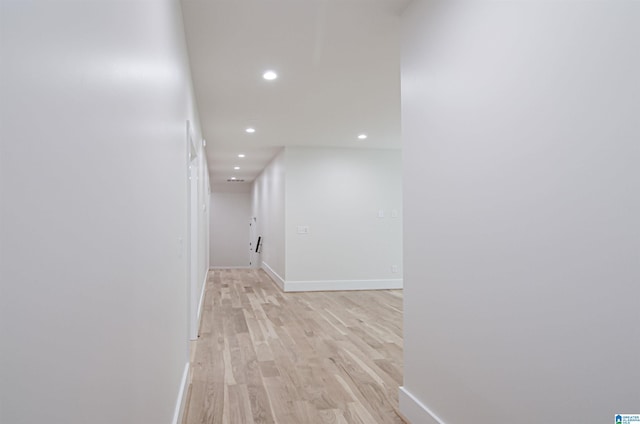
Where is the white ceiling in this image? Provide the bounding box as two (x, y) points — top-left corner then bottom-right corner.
(181, 0), (407, 192)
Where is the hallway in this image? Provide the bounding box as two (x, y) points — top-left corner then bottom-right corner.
(182, 269), (405, 424)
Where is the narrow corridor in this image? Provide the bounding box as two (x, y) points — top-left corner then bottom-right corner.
(183, 269), (405, 424)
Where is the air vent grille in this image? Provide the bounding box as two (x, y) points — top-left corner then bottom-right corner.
(226, 179), (245, 182)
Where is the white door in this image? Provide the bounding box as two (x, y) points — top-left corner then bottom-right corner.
(187, 122), (199, 340)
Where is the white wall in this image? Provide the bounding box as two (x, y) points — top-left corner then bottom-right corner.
(285, 147), (402, 291)
(210, 192), (251, 267)
(251, 150), (286, 284)
(250, 147), (403, 291)
(0, 2), (204, 423)
(401, 2), (640, 423)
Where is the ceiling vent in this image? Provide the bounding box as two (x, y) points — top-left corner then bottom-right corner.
(226, 179), (245, 182)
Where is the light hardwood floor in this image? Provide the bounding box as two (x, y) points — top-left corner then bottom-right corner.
(182, 269), (405, 424)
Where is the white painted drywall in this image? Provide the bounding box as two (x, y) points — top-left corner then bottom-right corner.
(285, 147), (402, 287)
(0, 2), (205, 423)
(251, 150), (286, 281)
(401, 2), (640, 423)
(250, 147), (403, 290)
(210, 192), (251, 267)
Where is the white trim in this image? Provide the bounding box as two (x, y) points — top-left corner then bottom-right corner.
(399, 386), (446, 424)
(283, 279), (402, 292)
(172, 362), (190, 424)
(209, 266), (252, 270)
(195, 272), (207, 331)
(258, 264), (402, 293)
(261, 261), (285, 291)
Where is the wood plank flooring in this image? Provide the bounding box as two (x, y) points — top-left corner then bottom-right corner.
(182, 269), (405, 424)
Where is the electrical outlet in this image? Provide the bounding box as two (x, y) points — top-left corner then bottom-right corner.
(391, 265), (398, 273)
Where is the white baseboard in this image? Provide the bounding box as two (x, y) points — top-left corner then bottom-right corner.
(284, 278), (402, 292)
(196, 272), (207, 329)
(257, 264), (403, 293)
(261, 261), (285, 291)
(189, 270), (208, 341)
(172, 362), (190, 424)
(399, 386), (446, 424)
(209, 266), (252, 270)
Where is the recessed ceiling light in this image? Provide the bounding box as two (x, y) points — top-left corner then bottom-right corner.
(245, 127), (255, 133)
(230, 177), (237, 180)
(234, 166), (240, 170)
(358, 134), (368, 140)
(263, 70), (278, 80)
(238, 154), (245, 158)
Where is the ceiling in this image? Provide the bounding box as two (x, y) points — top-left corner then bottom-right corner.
(181, 0), (407, 192)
